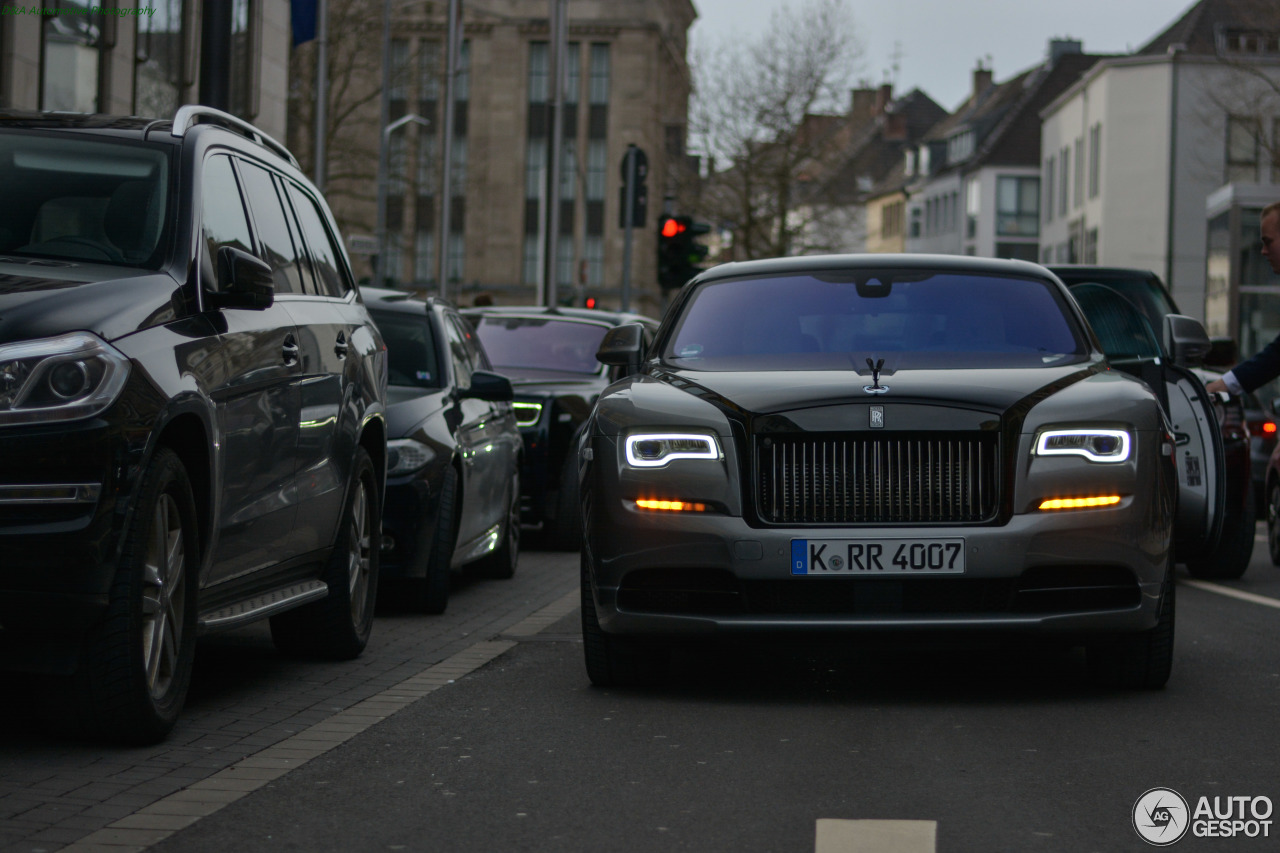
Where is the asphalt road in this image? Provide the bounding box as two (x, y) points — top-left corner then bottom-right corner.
(5, 532), (1280, 853)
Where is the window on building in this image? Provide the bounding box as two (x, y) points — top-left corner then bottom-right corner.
(1041, 245), (1053, 264)
(589, 43), (610, 105)
(1083, 227), (1098, 264)
(42, 3), (103, 112)
(419, 40), (441, 102)
(135, 0), (185, 118)
(449, 137), (467, 197)
(1088, 124), (1101, 198)
(1227, 115), (1261, 183)
(528, 42), (548, 104)
(414, 229), (434, 285)
(389, 38), (410, 102)
(995, 242), (1039, 262)
(996, 176), (1039, 237)
(1058, 146), (1069, 217)
(965, 178), (979, 239)
(1044, 156), (1055, 224)
(1073, 137), (1084, 208)
(447, 231), (464, 283)
(227, 0), (256, 121)
(584, 235), (603, 286)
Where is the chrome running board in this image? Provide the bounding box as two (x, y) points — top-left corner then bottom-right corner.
(199, 580), (329, 632)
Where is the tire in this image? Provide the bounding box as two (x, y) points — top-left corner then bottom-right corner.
(42, 446), (199, 743)
(271, 447), (380, 659)
(406, 465), (459, 614)
(1268, 481), (1280, 567)
(581, 551), (667, 687)
(1087, 567), (1174, 690)
(550, 449), (583, 552)
(475, 469), (521, 579)
(1184, 483), (1255, 580)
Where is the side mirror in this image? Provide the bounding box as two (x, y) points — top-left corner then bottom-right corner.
(1164, 314), (1211, 367)
(207, 246), (274, 310)
(461, 369), (514, 402)
(596, 323), (645, 374)
(1203, 336), (1238, 368)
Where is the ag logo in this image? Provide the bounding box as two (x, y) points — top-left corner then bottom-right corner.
(1133, 787), (1190, 845)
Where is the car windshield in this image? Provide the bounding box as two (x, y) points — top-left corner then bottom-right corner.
(473, 315), (610, 375)
(0, 132), (172, 269)
(664, 271), (1088, 370)
(372, 311), (443, 389)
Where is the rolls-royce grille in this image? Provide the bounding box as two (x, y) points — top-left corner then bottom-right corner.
(757, 433), (999, 524)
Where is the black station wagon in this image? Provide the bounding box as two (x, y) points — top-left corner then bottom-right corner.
(0, 107), (388, 742)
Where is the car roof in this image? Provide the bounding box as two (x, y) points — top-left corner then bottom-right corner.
(462, 304), (657, 326)
(361, 285), (453, 317)
(694, 253), (1059, 283)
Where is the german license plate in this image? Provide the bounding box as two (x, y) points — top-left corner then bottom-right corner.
(790, 538), (965, 575)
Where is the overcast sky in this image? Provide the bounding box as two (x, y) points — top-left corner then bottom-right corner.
(690, 0), (1198, 111)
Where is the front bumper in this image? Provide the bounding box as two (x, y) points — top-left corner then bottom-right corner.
(585, 498), (1170, 639)
(0, 416), (134, 672)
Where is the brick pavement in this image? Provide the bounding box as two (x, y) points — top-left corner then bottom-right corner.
(0, 548), (579, 853)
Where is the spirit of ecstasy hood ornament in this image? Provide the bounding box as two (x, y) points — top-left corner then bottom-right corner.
(863, 357), (889, 395)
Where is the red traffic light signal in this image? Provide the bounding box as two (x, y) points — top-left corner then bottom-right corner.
(661, 217), (686, 239)
(584, 296), (597, 309)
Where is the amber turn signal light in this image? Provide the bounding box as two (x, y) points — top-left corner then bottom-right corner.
(1038, 495), (1122, 510)
(635, 499), (707, 512)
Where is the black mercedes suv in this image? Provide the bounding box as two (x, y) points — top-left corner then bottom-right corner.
(0, 106), (388, 742)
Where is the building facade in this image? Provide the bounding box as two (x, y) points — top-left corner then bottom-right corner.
(0, 1), (289, 139)
(290, 0), (696, 316)
(1039, 0), (1280, 322)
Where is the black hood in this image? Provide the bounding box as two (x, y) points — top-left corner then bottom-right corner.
(0, 260), (184, 344)
(658, 363), (1101, 417)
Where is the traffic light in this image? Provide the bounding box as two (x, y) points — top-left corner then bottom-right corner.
(584, 295), (598, 309)
(657, 215), (710, 292)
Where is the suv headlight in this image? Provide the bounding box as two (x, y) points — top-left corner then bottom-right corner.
(1034, 428), (1131, 463)
(0, 332), (131, 427)
(625, 433), (721, 468)
(387, 438), (435, 475)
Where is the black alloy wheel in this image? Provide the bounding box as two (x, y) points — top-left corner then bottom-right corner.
(271, 447), (380, 659)
(42, 446), (199, 743)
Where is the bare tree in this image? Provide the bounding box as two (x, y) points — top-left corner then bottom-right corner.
(687, 0), (863, 260)
(288, 0), (418, 239)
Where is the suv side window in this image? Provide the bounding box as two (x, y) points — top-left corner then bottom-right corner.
(236, 160), (304, 295)
(201, 154), (255, 290)
(285, 182), (351, 298)
(450, 312), (492, 371)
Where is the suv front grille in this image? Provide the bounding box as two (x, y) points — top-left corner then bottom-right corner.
(757, 433), (999, 524)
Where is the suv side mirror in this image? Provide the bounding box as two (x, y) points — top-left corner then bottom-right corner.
(1204, 336), (1238, 368)
(596, 323), (645, 374)
(460, 369), (514, 402)
(207, 246), (274, 310)
(1164, 314), (1211, 367)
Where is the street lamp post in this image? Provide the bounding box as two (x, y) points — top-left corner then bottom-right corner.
(376, 113), (431, 287)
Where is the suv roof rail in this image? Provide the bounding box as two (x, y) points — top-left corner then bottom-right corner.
(169, 105), (299, 169)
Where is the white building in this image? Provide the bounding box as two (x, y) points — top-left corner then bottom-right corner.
(1039, 0), (1280, 321)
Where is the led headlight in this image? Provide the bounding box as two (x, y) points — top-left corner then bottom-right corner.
(1034, 429), (1131, 463)
(0, 332), (130, 427)
(624, 433), (720, 468)
(387, 438), (435, 475)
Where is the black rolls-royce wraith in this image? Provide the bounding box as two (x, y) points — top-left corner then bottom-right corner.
(579, 255), (1223, 690)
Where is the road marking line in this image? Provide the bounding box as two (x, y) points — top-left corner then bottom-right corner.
(58, 590), (577, 852)
(816, 819), (937, 853)
(1182, 579), (1280, 610)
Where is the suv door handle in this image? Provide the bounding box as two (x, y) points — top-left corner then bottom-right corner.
(334, 332), (348, 359)
(282, 335), (299, 366)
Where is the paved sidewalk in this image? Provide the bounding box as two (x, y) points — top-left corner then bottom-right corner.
(0, 549), (579, 853)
